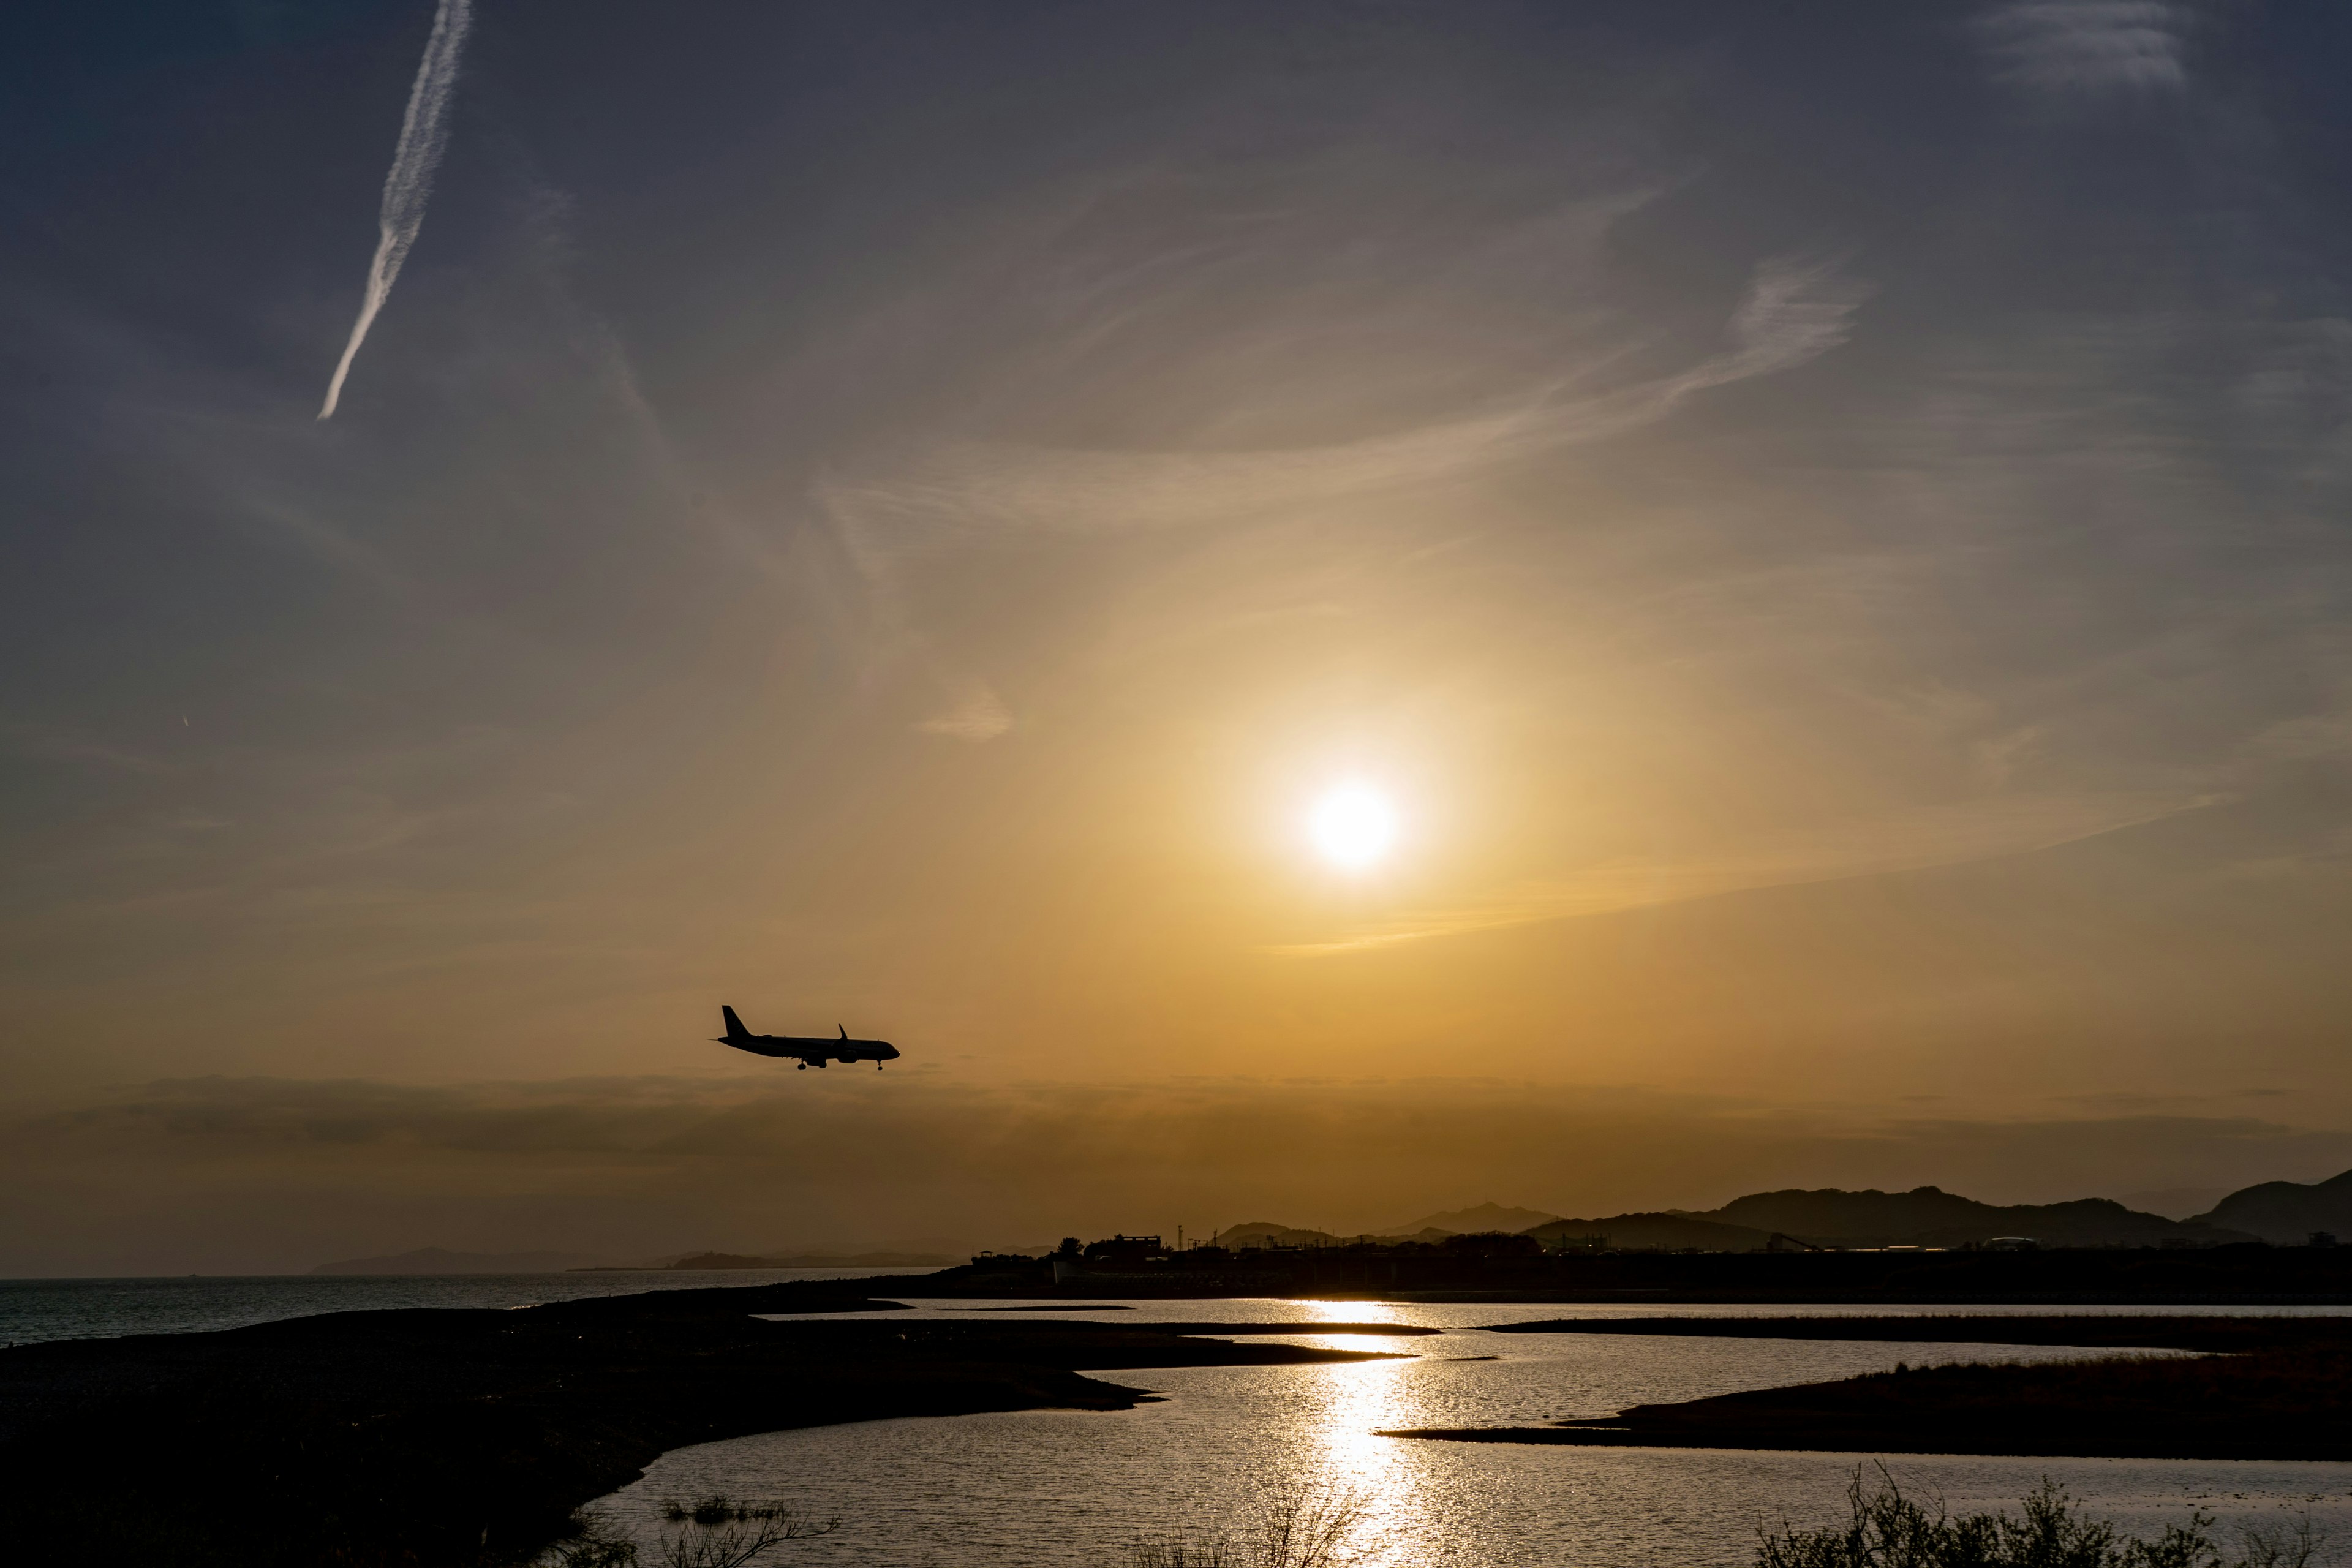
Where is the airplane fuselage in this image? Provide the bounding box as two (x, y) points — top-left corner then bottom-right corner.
(716, 1006), (899, 1070)
(728, 1033), (897, 1067)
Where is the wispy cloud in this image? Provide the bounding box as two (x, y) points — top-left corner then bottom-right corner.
(820, 255), (1869, 559)
(4, 726), (177, 777)
(918, 680), (1014, 742)
(1978, 1), (2190, 95)
(1266, 789), (2212, 955)
(317, 0), (475, 420)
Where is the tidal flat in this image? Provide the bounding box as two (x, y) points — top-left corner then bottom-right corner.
(591, 1298), (2352, 1568)
(0, 1281), (1406, 1567)
(1386, 1314), (2352, 1460)
(7, 1284), (2348, 1567)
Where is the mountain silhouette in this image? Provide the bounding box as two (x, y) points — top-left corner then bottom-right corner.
(1377, 1202), (1562, 1237)
(1218, 1170), (2352, 1254)
(656, 1249), (962, 1270)
(1697, 1186), (2250, 1249)
(309, 1247), (608, 1275)
(2113, 1186), (2231, 1220)
(1523, 1213), (1772, 1251)
(1211, 1221), (1345, 1248)
(2192, 1169), (2352, 1243)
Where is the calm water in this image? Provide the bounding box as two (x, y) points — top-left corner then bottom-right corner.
(0, 1268), (937, 1345)
(7, 1282), (2343, 1564)
(592, 1299), (2352, 1568)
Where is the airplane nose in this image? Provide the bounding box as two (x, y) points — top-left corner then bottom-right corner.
(886, 1044), (900, 1058)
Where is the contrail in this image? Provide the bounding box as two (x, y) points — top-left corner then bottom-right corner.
(317, 0), (474, 421)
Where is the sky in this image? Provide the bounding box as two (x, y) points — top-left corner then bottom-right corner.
(7, 1), (2352, 1273)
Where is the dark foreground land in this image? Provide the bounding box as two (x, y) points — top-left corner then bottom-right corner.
(937, 1242), (2352, 1303)
(0, 1283), (1414, 1568)
(1488, 1313), (2352, 1351)
(1385, 1314), (2352, 1461)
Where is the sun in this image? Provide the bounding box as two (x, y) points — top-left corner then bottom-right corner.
(1306, 782), (1399, 871)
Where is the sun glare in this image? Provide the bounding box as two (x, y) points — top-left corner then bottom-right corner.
(1307, 782), (1399, 870)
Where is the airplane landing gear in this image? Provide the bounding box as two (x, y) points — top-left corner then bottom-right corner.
(796, 1063), (806, 1071)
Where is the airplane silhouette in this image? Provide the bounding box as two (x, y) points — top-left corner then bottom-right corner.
(716, 1006), (900, 1071)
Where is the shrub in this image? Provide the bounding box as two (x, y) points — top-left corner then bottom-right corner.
(538, 1498), (835, 1568)
(1125, 1487), (1368, 1568)
(1757, 1466), (2320, 1568)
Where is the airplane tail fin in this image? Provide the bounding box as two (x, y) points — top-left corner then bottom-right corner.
(721, 1005), (750, 1043)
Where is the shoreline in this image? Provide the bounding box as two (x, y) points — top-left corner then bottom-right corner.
(0, 1281), (1406, 1568)
(12, 1282), (2350, 1561)
(1385, 1314), (2352, 1462)
(857, 1245), (2352, 1306)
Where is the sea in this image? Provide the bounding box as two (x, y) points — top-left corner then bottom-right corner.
(6, 1279), (2347, 1566)
(0, 1267), (932, 1346)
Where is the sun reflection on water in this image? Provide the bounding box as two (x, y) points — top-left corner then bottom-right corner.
(1316, 1357), (1420, 1561)
(594, 1310), (2352, 1568)
(1268, 1303), (1445, 1566)
(1289, 1297), (1406, 1326)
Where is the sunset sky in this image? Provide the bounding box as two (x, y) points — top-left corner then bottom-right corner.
(7, 2), (2352, 1273)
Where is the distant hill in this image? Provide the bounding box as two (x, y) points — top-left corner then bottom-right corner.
(776, 1234), (990, 1261)
(310, 1247), (606, 1276)
(2113, 1186), (2231, 1221)
(1524, 1213), (1772, 1251)
(2193, 1170), (2352, 1244)
(1216, 1170), (2348, 1259)
(1697, 1186), (2250, 1250)
(1210, 1221), (1344, 1248)
(1218, 1212), (1758, 1251)
(654, 1250), (960, 1270)
(1377, 1202), (1561, 1237)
